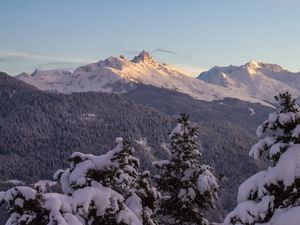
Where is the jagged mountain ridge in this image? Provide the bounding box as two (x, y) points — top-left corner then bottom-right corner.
(16, 51), (272, 106)
(198, 60), (300, 102)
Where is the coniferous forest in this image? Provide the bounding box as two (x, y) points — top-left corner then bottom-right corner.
(1, 72), (300, 224)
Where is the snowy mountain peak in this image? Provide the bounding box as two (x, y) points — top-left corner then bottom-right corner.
(244, 60), (261, 74)
(17, 54), (298, 107)
(31, 69), (40, 76)
(17, 72), (31, 78)
(98, 56), (129, 70)
(247, 60), (260, 68)
(198, 61), (300, 103)
(260, 63), (284, 73)
(132, 50), (155, 64)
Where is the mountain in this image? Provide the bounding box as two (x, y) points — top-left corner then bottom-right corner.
(124, 84), (273, 133)
(198, 60), (300, 102)
(0, 71), (37, 92)
(0, 72), (262, 221)
(16, 51), (271, 106)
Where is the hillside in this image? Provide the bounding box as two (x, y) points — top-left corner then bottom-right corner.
(0, 73), (260, 220)
(124, 84), (273, 133)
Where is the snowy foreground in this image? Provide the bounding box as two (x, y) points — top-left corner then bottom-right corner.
(1, 92), (300, 225)
(225, 92), (300, 225)
(0, 114), (218, 225)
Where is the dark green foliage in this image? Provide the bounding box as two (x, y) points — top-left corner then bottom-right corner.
(125, 84), (273, 133)
(0, 73), (171, 184)
(226, 92), (300, 225)
(154, 114), (218, 225)
(275, 92), (299, 113)
(1, 188), (49, 225)
(0, 72), (261, 222)
(136, 171), (160, 225)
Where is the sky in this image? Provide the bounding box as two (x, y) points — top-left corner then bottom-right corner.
(0, 0), (300, 76)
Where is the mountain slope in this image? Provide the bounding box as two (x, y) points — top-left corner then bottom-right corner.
(0, 73), (261, 220)
(0, 71), (37, 92)
(124, 84), (273, 133)
(16, 51), (272, 106)
(198, 60), (300, 102)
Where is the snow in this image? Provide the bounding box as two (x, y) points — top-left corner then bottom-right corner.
(226, 96), (300, 225)
(117, 207), (143, 225)
(3, 179), (25, 185)
(116, 136), (124, 143)
(292, 124), (300, 138)
(73, 184), (122, 216)
(278, 112), (296, 125)
(33, 180), (57, 192)
(152, 160), (170, 168)
(237, 171), (267, 203)
(135, 137), (152, 152)
(197, 169), (219, 193)
(3, 186), (37, 201)
(269, 206), (300, 225)
(224, 196), (274, 225)
(1, 182), (142, 225)
(248, 138), (300, 198)
(43, 193), (74, 214)
(16, 51), (275, 107)
(245, 60), (261, 75)
(256, 124), (264, 138)
(198, 61), (300, 104)
(264, 144), (300, 186)
(80, 113), (97, 121)
(126, 194), (143, 219)
(62, 139), (132, 191)
(249, 136), (276, 160)
(248, 108), (255, 116)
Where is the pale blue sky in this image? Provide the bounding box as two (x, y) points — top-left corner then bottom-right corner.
(1, 0), (300, 75)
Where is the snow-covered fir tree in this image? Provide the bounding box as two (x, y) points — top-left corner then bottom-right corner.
(153, 114), (218, 225)
(0, 137), (159, 225)
(56, 137), (160, 225)
(225, 92), (300, 225)
(134, 171), (160, 225)
(69, 138), (140, 198)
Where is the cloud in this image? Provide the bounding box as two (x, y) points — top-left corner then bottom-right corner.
(0, 54), (27, 62)
(152, 48), (190, 59)
(0, 51), (90, 65)
(123, 48), (190, 59)
(35, 61), (83, 71)
(123, 49), (141, 56)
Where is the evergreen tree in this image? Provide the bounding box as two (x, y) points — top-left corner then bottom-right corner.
(135, 171), (160, 225)
(56, 137), (159, 225)
(0, 138), (151, 225)
(0, 187), (49, 225)
(81, 137), (160, 225)
(225, 92), (300, 225)
(153, 114), (218, 225)
(85, 138), (140, 198)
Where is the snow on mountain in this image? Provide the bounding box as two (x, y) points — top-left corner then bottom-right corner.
(198, 60), (300, 103)
(16, 69), (74, 93)
(17, 51), (273, 106)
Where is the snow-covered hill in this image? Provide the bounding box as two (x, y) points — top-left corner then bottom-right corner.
(17, 52), (278, 107)
(198, 60), (300, 103)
